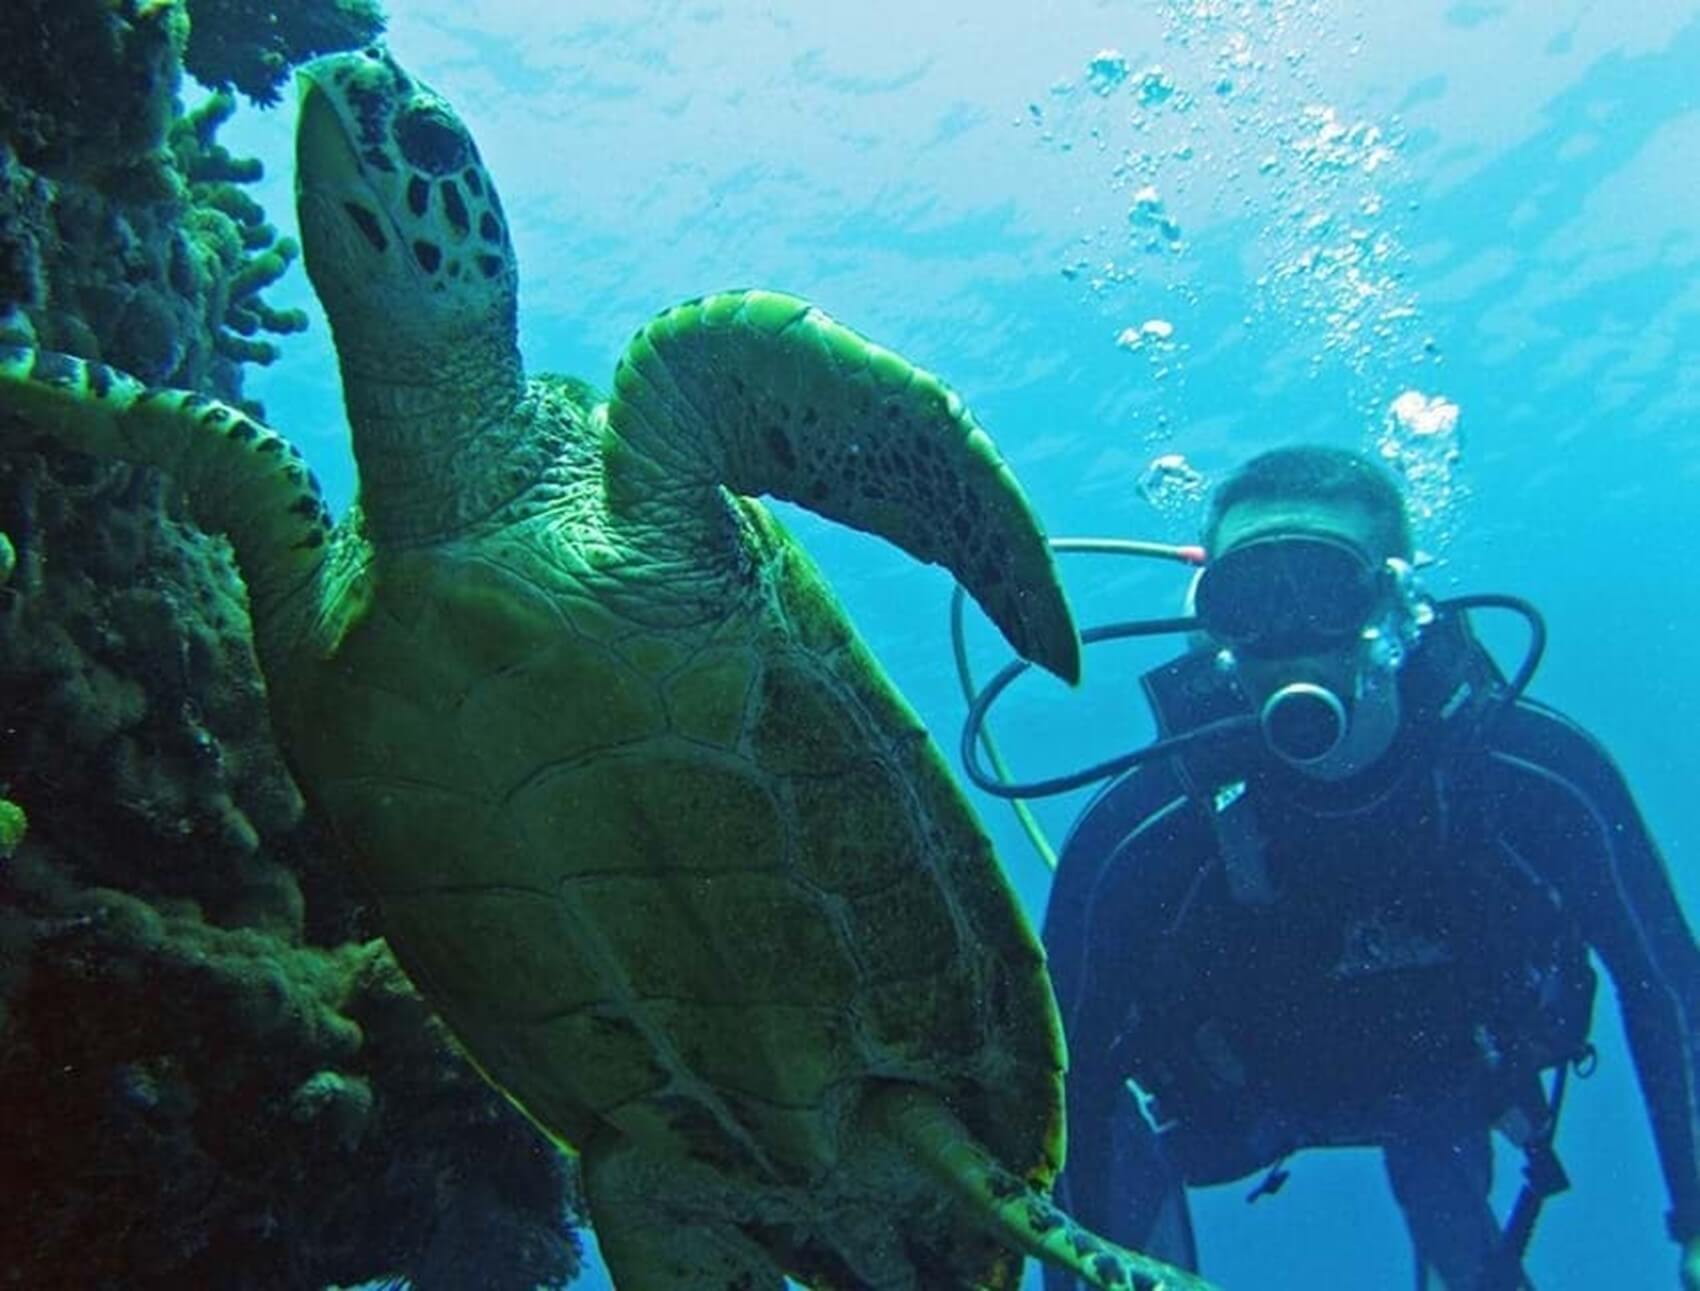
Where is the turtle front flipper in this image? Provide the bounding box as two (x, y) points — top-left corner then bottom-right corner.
(868, 1085), (1220, 1291)
(0, 345), (334, 665)
(602, 290), (1080, 684)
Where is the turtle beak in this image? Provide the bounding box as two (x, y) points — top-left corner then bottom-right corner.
(295, 60), (402, 289)
(295, 68), (367, 198)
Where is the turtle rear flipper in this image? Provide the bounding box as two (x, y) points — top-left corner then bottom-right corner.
(602, 290), (1081, 685)
(0, 346), (334, 651)
(581, 1137), (788, 1290)
(867, 1085), (1220, 1291)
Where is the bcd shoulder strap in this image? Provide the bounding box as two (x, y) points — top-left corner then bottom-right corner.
(1138, 647), (1275, 904)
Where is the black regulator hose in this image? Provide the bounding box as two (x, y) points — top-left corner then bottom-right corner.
(957, 616), (1253, 799)
(950, 538), (1208, 868)
(1437, 593), (1546, 705)
(953, 544), (1549, 871)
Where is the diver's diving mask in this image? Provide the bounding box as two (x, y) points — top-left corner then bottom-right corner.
(953, 535), (1543, 825)
(1191, 533), (1387, 659)
(1193, 533), (1429, 777)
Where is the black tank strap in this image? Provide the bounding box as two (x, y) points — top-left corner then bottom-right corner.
(1476, 1061), (1577, 1291)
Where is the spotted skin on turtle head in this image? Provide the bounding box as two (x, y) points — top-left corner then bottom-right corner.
(295, 45), (516, 327)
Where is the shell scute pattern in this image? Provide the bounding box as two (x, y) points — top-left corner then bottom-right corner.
(848, 868), (965, 983)
(662, 646), (759, 749)
(313, 511), (1031, 1190)
(499, 1008), (668, 1141)
(789, 763), (923, 898)
(747, 655), (867, 775)
(611, 622), (701, 681)
(458, 639), (667, 790)
(520, 754), (784, 886)
(386, 886), (606, 1024)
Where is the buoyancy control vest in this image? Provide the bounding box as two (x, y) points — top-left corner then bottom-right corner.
(1121, 610), (1598, 1160)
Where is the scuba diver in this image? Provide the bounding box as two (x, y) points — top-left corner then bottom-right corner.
(955, 446), (1700, 1289)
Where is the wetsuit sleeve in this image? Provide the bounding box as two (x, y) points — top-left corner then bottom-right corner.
(1496, 701), (1700, 1242)
(1041, 765), (1202, 1290)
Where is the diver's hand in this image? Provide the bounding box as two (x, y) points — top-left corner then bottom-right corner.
(1679, 1234), (1700, 1290)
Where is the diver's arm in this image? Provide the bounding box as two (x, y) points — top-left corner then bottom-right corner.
(1041, 766), (1201, 1288)
(1042, 765), (1189, 1028)
(1497, 702), (1700, 1248)
(1044, 1039), (1169, 1291)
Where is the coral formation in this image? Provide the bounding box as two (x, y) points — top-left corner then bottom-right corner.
(184, 0), (387, 106)
(0, 428), (584, 1286)
(0, 857), (581, 1287)
(0, 0), (188, 192)
(170, 89), (311, 376)
(0, 1), (585, 1286)
(0, 2), (309, 403)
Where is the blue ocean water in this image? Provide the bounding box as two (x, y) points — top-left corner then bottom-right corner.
(225, 3), (1700, 1287)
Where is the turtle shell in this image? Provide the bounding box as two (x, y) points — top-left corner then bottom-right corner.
(276, 491), (1066, 1277)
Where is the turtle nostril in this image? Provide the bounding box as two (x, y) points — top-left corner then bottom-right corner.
(396, 105), (469, 175)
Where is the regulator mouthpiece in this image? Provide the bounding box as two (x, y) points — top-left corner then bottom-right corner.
(1260, 682), (1348, 766)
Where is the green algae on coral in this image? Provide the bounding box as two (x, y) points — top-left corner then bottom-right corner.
(0, 797), (24, 857)
(1, 0), (360, 396)
(0, 852), (581, 1287)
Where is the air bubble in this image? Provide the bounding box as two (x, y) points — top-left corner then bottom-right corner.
(1138, 453), (1209, 513)
(1137, 66), (1178, 107)
(1127, 185), (1184, 246)
(1116, 318), (1177, 349)
(1086, 50), (1131, 96)
(1379, 390), (1463, 529)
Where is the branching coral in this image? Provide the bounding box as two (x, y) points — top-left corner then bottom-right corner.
(168, 90), (310, 375)
(2, 26), (310, 410)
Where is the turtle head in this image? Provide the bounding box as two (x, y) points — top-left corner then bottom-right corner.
(295, 47), (521, 393)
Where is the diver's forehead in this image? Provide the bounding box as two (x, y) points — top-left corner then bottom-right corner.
(1212, 497), (1381, 556)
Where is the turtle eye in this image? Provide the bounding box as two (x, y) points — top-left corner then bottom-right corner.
(395, 105), (469, 175)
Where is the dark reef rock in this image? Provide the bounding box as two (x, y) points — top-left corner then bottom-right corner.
(0, 0), (187, 191)
(184, 0), (387, 107)
(0, 3), (585, 1287)
(0, 857), (581, 1289)
(0, 3), (308, 402)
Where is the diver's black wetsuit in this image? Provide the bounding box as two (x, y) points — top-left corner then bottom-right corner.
(1041, 613), (1700, 1290)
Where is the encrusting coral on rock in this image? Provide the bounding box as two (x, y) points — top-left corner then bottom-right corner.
(0, 3), (584, 1287)
(0, 0), (188, 195)
(1, 1), (314, 403)
(184, 0), (387, 106)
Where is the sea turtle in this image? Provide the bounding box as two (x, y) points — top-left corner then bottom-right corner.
(0, 47), (1214, 1291)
